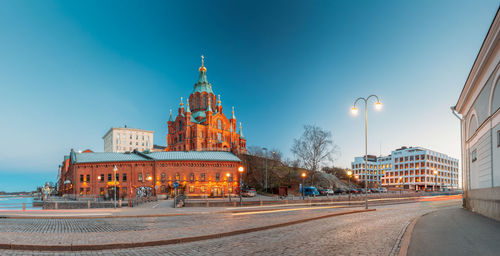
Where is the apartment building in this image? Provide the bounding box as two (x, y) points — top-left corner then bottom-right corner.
(103, 127), (154, 153)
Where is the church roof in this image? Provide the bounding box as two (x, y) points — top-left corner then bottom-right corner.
(71, 151), (241, 163)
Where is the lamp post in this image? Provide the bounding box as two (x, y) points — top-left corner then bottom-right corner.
(347, 170), (352, 204)
(263, 147), (268, 193)
(238, 166), (244, 206)
(433, 170), (438, 192)
(113, 165), (118, 209)
(301, 172), (307, 200)
(226, 173), (231, 202)
(351, 95), (383, 210)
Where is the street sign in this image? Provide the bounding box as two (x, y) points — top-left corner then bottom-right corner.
(173, 181), (179, 188)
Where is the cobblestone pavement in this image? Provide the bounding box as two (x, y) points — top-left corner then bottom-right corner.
(0, 199), (460, 255)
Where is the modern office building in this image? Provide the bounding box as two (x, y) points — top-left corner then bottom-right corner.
(351, 146), (459, 190)
(454, 9), (500, 220)
(103, 127), (154, 153)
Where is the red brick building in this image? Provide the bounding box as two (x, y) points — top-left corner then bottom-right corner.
(58, 149), (243, 199)
(167, 56), (247, 154)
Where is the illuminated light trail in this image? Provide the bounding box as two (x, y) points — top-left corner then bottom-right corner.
(232, 205), (345, 216)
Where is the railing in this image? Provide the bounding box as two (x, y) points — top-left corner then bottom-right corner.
(0, 203), (28, 211)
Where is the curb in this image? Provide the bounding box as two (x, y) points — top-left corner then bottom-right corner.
(0, 208), (375, 251)
(397, 215), (420, 256)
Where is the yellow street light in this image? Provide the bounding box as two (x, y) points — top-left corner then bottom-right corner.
(238, 166), (244, 173)
(347, 170), (353, 177)
(351, 106), (358, 115)
(301, 172), (307, 178)
(375, 101), (383, 110)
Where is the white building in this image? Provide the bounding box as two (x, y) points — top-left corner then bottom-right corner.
(351, 146), (459, 190)
(454, 9), (500, 221)
(103, 127), (154, 153)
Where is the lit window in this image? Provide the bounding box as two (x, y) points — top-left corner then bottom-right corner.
(201, 173), (206, 182)
(138, 173), (143, 182)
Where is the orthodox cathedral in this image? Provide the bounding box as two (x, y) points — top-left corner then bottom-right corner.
(166, 56), (247, 154)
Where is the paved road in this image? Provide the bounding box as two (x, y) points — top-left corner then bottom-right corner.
(0, 198), (460, 255)
(409, 207), (500, 256)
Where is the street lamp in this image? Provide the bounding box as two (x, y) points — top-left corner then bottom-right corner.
(433, 170), (438, 192)
(351, 95), (382, 209)
(113, 165), (118, 209)
(238, 166), (245, 206)
(301, 172), (307, 200)
(263, 147), (268, 193)
(226, 173), (231, 202)
(347, 170), (353, 204)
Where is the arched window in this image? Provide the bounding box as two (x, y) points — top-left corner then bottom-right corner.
(217, 119), (222, 130)
(492, 79), (500, 114)
(161, 173), (166, 182)
(468, 114), (478, 140)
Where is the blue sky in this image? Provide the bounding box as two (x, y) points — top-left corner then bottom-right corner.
(0, 0), (498, 192)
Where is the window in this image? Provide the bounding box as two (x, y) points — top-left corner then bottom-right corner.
(122, 187), (127, 196)
(100, 174), (104, 182)
(175, 172), (180, 181)
(160, 185), (167, 193)
(497, 130), (500, 147)
(201, 173), (206, 182)
(100, 188), (104, 196)
(86, 174), (90, 182)
(189, 185), (194, 193)
(218, 119), (222, 129)
(80, 188), (84, 195)
(80, 175), (84, 182)
(471, 149), (477, 162)
(122, 173), (127, 182)
(228, 173), (233, 182)
(216, 173), (220, 182)
(138, 173), (143, 182)
(190, 173), (195, 182)
(161, 173), (166, 182)
(201, 186), (206, 193)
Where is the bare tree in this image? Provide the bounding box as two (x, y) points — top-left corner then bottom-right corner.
(291, 125), (339, 185)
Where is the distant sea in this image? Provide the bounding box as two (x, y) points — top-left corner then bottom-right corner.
(0, 195), (41, 210)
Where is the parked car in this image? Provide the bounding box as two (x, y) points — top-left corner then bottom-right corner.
(334, 188), (345, 194)
(241, 188), (257, 197)
(325, 189), (334, 195)
(380, 187), (388, 193)
(302, 187), (319, 196)
(317, 188), (328, 196)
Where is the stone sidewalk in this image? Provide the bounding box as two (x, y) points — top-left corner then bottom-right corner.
(408, 207), (500, 256)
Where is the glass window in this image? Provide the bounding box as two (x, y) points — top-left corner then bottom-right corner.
(86, 174), (90, 182)
(175, 172), (180, 181)
(190, 173), (195, 182)
(201, 173), (206, 182)
(115, 173), (119, 181)
(471, 149), (477, 162)
(216, 173), (220, 182)
(108, 174), (112, 181)
(218, 119), (222, 129)
(138, 173), (143, 182)
(100, 174), (104, 182)
(79, 188), (84, 195)
(80, 175), (84, 182)
(161, 172), (166, 182)
(122, 173), (127, 182)
(189, 185), (194, 193)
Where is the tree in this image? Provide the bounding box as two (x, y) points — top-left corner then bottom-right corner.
(291, 125), (339, 186)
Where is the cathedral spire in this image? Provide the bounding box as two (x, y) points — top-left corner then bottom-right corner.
(207, 96), (212, 112)
(168, 109), (173, 122)
(239, 122), (244, 138)
(179, 97), (184, 107)
(186, 102), (191, 113)
(232, 106), (236, 119)
(199, 55), (207, 72)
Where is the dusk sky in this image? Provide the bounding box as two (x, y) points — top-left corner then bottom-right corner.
(0, 0), (498, 192)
